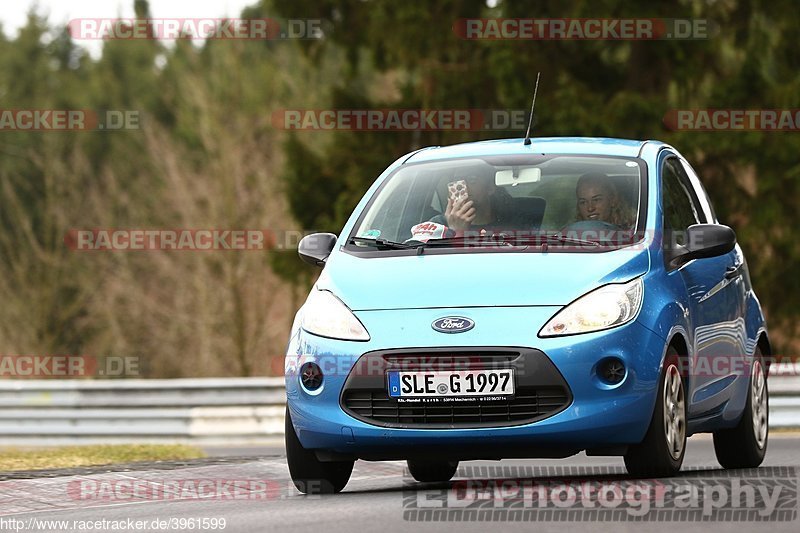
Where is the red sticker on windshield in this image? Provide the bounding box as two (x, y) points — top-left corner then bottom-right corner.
(409, 222), (448, 242)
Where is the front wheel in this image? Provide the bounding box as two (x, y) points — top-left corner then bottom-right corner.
(285, 408), (354, 494)
(624, 347), (687, 477)
(713, 349), (768, 469)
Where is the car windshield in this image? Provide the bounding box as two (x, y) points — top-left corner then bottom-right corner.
(350, 154), (644, 250)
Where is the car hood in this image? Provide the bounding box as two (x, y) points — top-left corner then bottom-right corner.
(316, 247), (650, 311)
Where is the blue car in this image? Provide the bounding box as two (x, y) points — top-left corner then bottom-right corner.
(284, 137), (770, 494)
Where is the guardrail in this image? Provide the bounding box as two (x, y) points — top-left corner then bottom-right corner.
(0, 365), (797, 445)
(765, 370), (800, 429)
(0, 378), (286, 445)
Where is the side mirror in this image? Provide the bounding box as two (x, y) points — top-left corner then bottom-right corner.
(681, 224), (736, 262)
(298, 233), (338, 267)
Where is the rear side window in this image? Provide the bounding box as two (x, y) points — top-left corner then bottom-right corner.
(662, 158), (701, 246)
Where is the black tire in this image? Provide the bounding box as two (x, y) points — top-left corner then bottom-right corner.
(624, 347), (687, 477)
(713, 348), (768, 469)
(407, 460), (459, 483)
(285, 408), (354, 494)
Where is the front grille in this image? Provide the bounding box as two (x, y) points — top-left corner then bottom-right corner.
(342, 386), (569, 428)
(339, 347), (572, 429)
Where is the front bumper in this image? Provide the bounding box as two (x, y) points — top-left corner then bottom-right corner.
(285, 306), (666, 460)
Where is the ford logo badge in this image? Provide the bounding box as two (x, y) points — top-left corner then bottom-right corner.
(432, 316), (475, 333)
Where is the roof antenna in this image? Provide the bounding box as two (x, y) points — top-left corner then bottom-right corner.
(523, 72), (540, 146)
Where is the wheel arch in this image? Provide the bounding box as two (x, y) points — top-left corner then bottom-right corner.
(664, 330), (690, 373)
(651, 329), (690, 401)
(757, 330), (772, 374)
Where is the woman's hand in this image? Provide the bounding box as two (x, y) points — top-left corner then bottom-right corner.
(445, 197), (476, 230)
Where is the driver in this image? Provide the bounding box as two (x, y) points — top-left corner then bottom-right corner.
(575, 172), (634, 228)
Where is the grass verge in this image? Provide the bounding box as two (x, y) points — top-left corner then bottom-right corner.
(0, 444), (206, 471)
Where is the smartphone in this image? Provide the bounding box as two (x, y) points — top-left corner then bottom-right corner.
(447, 179), (469, 203)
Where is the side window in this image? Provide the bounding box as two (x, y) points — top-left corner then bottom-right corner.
(679, 158), (717, 223)
(662, 158), (701, 246)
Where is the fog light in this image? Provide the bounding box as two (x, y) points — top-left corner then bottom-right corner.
(300, 362), (323, 391)
(598, 357), (626, 384)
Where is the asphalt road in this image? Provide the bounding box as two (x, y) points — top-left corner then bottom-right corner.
(2, 434), (798, 533)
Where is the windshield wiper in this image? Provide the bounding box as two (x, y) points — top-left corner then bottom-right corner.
(415, 235), (514, 248)
(349, 236), (416, 250)
(351, 232), (602, 253)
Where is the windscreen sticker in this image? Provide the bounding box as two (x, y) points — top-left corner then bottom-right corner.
(359, 229), (381, 238)
(409, 222), (447, 242)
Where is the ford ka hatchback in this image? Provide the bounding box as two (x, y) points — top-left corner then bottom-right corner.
(284, 137), (770, 494)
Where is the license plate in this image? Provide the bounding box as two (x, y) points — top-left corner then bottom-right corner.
(387, 369), (514, 398)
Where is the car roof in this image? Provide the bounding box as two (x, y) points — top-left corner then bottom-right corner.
(405, 137), (667, 163)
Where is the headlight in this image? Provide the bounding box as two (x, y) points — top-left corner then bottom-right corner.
(300, 289), (370, 341)
(539, 277), (644, 337)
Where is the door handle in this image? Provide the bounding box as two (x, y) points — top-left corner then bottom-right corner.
(724, 264), (742, 280)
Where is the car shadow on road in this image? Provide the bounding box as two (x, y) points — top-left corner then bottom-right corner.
(331, 464), (791, 497)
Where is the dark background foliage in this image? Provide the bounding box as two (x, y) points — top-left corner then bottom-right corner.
(0, 0), (797, 375)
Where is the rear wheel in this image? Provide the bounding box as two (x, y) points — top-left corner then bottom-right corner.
(285, 408), (354, 494)
(624, 347), (686, 477)
(713, 349), (768, 468)
(407, 460), (459, 482)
